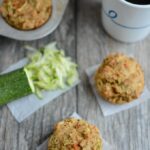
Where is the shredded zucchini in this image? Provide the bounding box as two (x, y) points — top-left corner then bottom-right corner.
(24, 42), (78, 98)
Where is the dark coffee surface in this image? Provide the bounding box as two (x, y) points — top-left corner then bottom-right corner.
(125, 0), (150, 5)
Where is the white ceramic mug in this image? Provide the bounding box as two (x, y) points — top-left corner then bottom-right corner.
(102, 0), (150, 43)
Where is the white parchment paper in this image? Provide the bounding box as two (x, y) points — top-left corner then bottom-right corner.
(1, 58), (80, 123)
(36, 112), (115, 150)
(86, 65), (150, 116)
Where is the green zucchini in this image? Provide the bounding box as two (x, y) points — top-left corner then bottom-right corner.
(0, 68), (32, 105)
(0, 42), (78, 105)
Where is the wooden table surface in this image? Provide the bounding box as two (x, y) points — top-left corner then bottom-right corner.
(0, 0), (150, 150)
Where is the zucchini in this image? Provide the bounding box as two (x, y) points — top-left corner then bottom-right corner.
(0, 68), (32, 105)
(0, 42), (78, 105)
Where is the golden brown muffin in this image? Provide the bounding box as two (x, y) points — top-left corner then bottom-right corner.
(0, 0), (52, 30)
(95, 53), (144, 104)
(48, 118), (103, 150)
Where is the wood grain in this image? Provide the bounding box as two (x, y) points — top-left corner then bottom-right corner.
(0, 0), (77, 149)
(77, 1), (150, 150)
(0, 0), (150, 150)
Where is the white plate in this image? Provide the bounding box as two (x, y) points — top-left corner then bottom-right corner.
(0, 0), (69, 41)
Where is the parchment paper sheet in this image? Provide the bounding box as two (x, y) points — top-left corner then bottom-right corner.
(1, 58), (80, 123)
(86, 65), (150, 116)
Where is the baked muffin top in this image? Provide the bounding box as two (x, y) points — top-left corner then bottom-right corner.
(48, 118), (103, 150)
(0, 0), (52, 30)
(95, 53), (144, 104)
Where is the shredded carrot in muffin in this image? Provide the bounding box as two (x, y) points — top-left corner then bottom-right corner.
(95, 53), (144, 104)
(0, 0), (52, 30)
(48, 118), (103, 150)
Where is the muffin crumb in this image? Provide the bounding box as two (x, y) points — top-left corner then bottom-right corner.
(95, 53), (144, 104)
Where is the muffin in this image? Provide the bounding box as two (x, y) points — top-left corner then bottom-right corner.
(95, 53), (144, 104)
(0, 0), (52, 30)
(48, 118), (103, 150)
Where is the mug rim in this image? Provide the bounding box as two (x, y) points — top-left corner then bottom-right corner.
(121, 0), (150, 8)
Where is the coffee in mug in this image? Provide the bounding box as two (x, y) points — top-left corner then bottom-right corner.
(125, 0), (150, 5)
